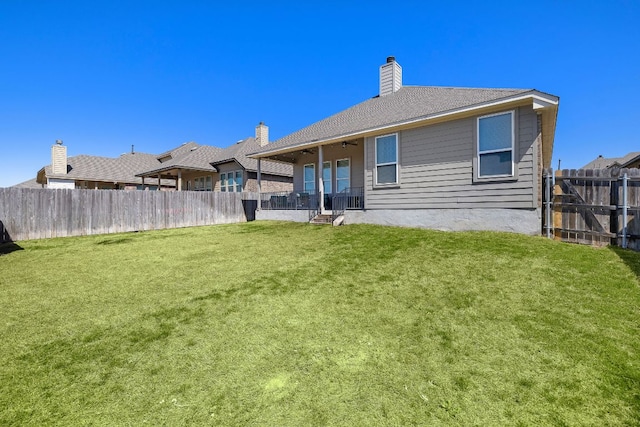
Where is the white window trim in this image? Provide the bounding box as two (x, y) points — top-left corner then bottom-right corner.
(303, 163), (316, 192)
(374, 133), (399, 186)
(476, 110), (516, 181)
(336, 158), (351, 193)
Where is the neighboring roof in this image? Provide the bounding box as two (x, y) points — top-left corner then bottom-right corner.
(211, 137), (293, 177)
(12, 178), (43, 189)
(39, 152), (172, 186)
(156, 141), (199, 162)
(137, 138), (293, 178)
(248, 86), (559, 167)
(138, 145), (223, 176)
(582, 152), (640, 169)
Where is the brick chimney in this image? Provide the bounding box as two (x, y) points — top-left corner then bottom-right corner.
(255, 122), (269, 147)
(379, 56), (402, 96)
(51, 140), (67, 175)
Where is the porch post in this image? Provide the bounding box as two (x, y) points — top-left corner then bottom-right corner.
(318, 145), (325, 214)
(177, 170), (182, 191)
(257, 158), (262, 211)
(158, 174), (161, 191)
(141, 176), (145, 190)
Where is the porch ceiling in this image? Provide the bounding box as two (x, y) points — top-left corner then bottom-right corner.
(258, 139), (362, 164)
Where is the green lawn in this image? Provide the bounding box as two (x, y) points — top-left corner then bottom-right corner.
(1, 221), (639, 426)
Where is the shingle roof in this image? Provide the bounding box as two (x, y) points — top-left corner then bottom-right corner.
(36, 137), (292, 185)
(251, 86), (534, 154)
(12, 178), (43, 189)
(212, 137), (293, 177)
(42, 152), (170, 185)
(156, 141), (199, 161)
(582, 152), (640, 169)
(138, 138), (292, 177)
(140, 145), (223, 175)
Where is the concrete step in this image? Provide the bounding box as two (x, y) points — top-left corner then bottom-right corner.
(310, 214), (333, 225)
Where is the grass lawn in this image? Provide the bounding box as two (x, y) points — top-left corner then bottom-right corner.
(1, 221), (639, 426)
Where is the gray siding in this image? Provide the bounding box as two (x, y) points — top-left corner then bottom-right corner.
(364, 106), (539, 209)
(292, 140), (364, 193)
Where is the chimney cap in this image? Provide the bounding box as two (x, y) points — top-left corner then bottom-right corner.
(386, 56), (396, 63)
(55, 139), (63, 145)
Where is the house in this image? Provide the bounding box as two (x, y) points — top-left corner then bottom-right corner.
(249, 57), (559, 234)
(36, 140), (176, 190)
(135, 123), (293, 192)
(582, 152), (640, 170)
(33, 124), (293, 192)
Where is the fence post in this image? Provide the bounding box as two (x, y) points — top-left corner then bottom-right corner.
(622, 173), (628, 249)
(545, 168), (553, 239)
(553, 169), (563, 240)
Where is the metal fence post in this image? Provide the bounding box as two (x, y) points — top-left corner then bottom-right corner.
(545, 168), (553, 239)
(622, 173), (628, 249)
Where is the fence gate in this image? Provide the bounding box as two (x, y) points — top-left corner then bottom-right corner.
(543, 168), (640, 249)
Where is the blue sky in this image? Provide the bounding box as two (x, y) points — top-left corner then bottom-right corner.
(1, 1), (638, 187)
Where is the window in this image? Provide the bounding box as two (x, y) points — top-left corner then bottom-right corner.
(194, 176), (212, 191)
(235, 171), (243, 192)
(336, 159), (350, 192)
(304, 164), (315, 192)
(227, 172), (235, 192)
(220, 170), (243, 192)
(477, 111), (514, 178)
(375, 134), (398, 185)
(322, 161), (332, 194)
(220, 173), (226, 192)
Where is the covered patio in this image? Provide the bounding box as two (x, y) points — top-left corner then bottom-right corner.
(253, 137), (365, 220)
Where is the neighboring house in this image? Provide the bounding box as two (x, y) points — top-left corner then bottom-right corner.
(249, 57), (559, 235)
(36, 141), (176, 190)
(32, 124), (292, 192)
(12, 178), (43, 189)
(136, 123), (293, 193)
(582, 152), (640, 170)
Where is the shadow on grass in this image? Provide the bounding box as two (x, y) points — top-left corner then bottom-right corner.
(96, 237), (134, 245)
(609, 246), (640, 281)
(0, 221), (23, 255)
(0, 242), (23, 256)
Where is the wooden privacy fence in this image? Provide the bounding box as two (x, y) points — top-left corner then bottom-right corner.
(543, 168), (640, 249)
(0, 188), (259, 242)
